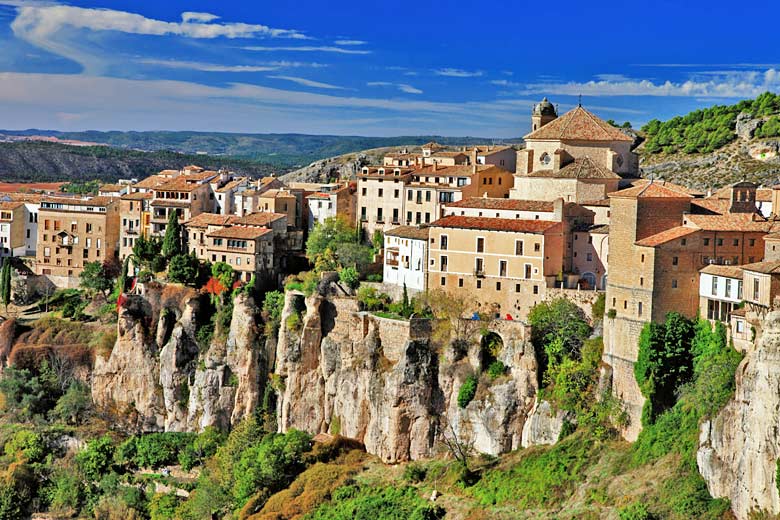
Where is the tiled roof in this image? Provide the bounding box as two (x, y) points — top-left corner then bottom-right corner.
(260, 189), (296, 199)
(155, 178), (204, 192)
(207, 226), (272, 240)
(414, 164), (508, 176)
(422, 141), (442, 149)
(99, 184), (124, 192)
(0, 193), (42, 203)
(120, 192), (153, 201)
(230, 212), (287, 227)
(186, 170), (219, 181)
(468, 145), (513, 155)
(430, 215), (561, 233)
(150, 200), (192, 208)
(40, 196), (115, 207)
(691, 198), (729, 215)
(700, 264), (744, 279)
(685, 213), (775, 232)
(432, 151), (468, 158)
(757, 188), (773, 202)
(589, 224), (610, 234)
(307, 192), (332, 200)
(524, 106), (634, 142)
(184, 213), (234, 228)
(133, 175), (168, 189)
(764, 232), (780, 241)
(0, 201), (25, 210)
(385, 226), (430, 240)
(740, 260), (780, 274)
(731, 306), (747, 317)
(610, 181), (693, 199)
(635, 226), (699, 247)
(446, 197), (554, 212)
(216, 179), (246, 193)
(527, 157), (620, 179)
(582, 198), (610, 207)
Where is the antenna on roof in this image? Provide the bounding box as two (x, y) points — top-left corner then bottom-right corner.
(578, 94), (582, 107)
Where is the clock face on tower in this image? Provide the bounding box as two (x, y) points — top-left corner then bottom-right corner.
(540, 152), (551, 165)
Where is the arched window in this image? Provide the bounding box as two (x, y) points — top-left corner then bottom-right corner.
(540, 152), (551, 165)
(581, 272), (597, 289)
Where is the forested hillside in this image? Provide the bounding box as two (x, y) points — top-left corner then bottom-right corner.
(0, 141), (280, 183)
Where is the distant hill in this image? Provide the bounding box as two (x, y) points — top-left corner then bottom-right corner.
(0, 141), (280, 183)
(0, 130), (522, 171)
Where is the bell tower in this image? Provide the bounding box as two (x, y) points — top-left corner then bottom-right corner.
(531, 97), (557, 131)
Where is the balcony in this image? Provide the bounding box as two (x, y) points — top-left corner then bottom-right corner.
(386, 258), (399, 267)
(123, 227), (139, 235)
(474, 269), (485, 278)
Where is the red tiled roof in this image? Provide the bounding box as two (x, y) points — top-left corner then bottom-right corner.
(527, 157), (620, 180)
(414, 164), (508, 176)
(700, 264), (744, 279)
(133, 175), (168, 189)
(207, 226), (272, 240)
(685, 213), (776, 232)
(691, 198), (729, 215)
(155, 178), (205, 192)
(524, 106), (634, 142)
(385, 226), (430, 240)
(0, 201), (25, 210)
(184, 213), (234, 228)
(229, 212), (287, 227)
(430, 215), (561, 233)
(40, 196), (115, 207)
(446, 197), (554, 212)
(121, 191), (153, 201)
(216, 179), (246, 193)
(610, 181), (693, 199)
(740, 260), (780, 275)
(635, 226), (698, 247)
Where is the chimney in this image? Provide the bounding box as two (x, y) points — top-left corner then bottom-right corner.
(471, 148), (478, 166)
(432, 161), (438, 172)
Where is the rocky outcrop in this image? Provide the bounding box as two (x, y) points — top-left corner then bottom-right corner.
(697, 310), (780, 519)
(275, 292), (539, 462)
(521, 400), (569, 447)
(92, 286), (267, 433)
(281, 154), (368, 184)
(736, 112), (763, 140)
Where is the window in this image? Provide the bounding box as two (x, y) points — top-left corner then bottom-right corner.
(623, 300), (627, 310)
(524, 264), (532, 279)
(440, 256), (448, 272)
(540, 152), (551, 165)
(672, 279), (678, 288)
(712, 276), (718, 295)
(415, 212), (421, 224)
(736, 320), (744, 333)
(458, 278), (463, 287)
(754, 278), (760, 300)
(733, 238), (739, 246)
(476, 237), (484, 253)
(86, 223), (93, 233)
(392, 208), (399, 224)
(586, 252), (593, 262)
(406, 211), (412, 223)
(641, 254), (644, 263)
(534, 243), (540, 252)
(475, 258), (484, 274)
(361, 187), (367, 196)
(440, 235), (448, 250)
(425, 191), (431, 202)
(638, 302), (643, 317)
(704, 238), (710, 246)
(681, 238), (687, 246)
(360, 207), (367, 221)
(496, 282), (501, 291)
(717, 238), (723, 246)
(378, 188), (383, 197)
(499, 260), (507, 277)
(749, 238), (756, 246)
(441, 276), (446, 286)
(640, 277), (644, 286)
(515, 284), (520, 292)
(394, 189), (399, 199)
(407, 190), (413, 201)
(672, 256), (678, 266)
(533, 285), (539, 295)
(738, 281), (743, 299)
(376, 208), (383, 222)
(725, 278), (732, 298)
(515, 240), (524, 255)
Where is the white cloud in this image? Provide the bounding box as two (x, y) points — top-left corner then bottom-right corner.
(267, 75), (344, 89)
(140, 59), (279, 72)
(513, 69), (780, 98)
(244, 45), (371, 55)
(180, 12), (220, 23)
(434, 68), (483, 78)
(594, 73), (629, 82)
(367, 81), (423, 94)
(334, 39), (366, 45)
(491, 79), (519, 87)
(6, 4), (310, 72)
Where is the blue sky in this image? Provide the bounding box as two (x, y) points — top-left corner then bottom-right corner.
(0, 0), (779, 137)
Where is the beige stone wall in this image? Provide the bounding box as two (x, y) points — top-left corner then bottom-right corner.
(0, 205), (26, 253)
(511, 177), (617, 204)
(357, 177), (408, 238)
(572, 231), (608, 289)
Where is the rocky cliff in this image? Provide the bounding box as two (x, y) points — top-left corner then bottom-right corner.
(92, 285), (269, 432)
(274, 292), (540, 462)
(697, 310), (780, 519)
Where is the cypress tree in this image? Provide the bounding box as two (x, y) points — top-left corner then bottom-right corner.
(1, 257), (11, 309)
(161, 210), (183, 258)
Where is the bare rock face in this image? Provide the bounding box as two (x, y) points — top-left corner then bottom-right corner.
(92, 295), (165, 431)
(736, 112), (762, 140)
(697, 310), (780, 519)
(276, 292), (539, 462)
(92, 288), (266, 433)
(521, 400), (569, 447)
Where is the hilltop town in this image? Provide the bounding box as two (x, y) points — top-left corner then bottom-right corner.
(2, 99), (780, 519)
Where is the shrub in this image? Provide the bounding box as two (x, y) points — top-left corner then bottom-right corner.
(306, 485), (445, 520)
(403, 463), (427, 483)
(262, 290), (285, 334)
(486, 361), (507, 380)
(618, 501), (654, 520)
(167, 253), (201, 285)
(528, 298), (591, 374)
(4, 430), (45, 462)
(607, 309), (617, 319)
(76, 435), (115, 481)
(286, 312), (302, 332)
(338, 267), (360, 290)
(149, 492), (180, 520)
(366, 273), (382, 282)
(356, 286), (391, 312)
(51, 381), (92, 424)
(592, 293), (605, 319)
(133, 432), (196, 469)
(457, 375), (478, 408)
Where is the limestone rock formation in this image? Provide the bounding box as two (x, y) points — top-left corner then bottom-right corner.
(697, 310), (780, 519)
(276, 292), (539, 462)
(92, 286), (266, 433)
(736, 112), (763, 140)
(521, 400), (569, 447)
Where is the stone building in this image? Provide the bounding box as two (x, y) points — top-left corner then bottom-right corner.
(306, 183), (356, 231)
(36, 196), (120, 285)
(511, 101), (637, 203)
(383, 226), (429, 293)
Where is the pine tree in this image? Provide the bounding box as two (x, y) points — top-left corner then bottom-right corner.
(161, 210), (183, 259)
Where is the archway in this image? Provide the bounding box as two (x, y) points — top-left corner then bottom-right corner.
(581, 272), (597, 290)
(480, 331), (504, 368)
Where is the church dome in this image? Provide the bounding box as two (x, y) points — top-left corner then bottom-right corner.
(533, 97), (556, 116)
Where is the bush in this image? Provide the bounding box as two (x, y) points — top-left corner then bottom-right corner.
(338, 267), (360, 290)
(167, 253), (201, 285)
(133, 432), (196, 469)
(149, 492), (180, 520)
(592, 293), (605, 319)
(286, 312), (302, 332)
(76, 435), (115, 481)
(356, 286), (391, 312)
(4, 430), (46, 462)
(366, 273), (382, 282)
(486, 361), (507, 380)
(457, 375), (478, 408)
(403, 463), (427, 483)
(307, 485), (445, 520)
(528, 298), (591, 375)
(262, 290), (285, 334)
(618, 501), (654, 520)
(51, 381), (92, 424)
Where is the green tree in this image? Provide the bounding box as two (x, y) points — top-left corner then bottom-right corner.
(80, 261), (114, 299)
(528, 298), (591, 372)
(211, 262), (234, 291)
(262, 290), (285, 334)
(306, 216), (355, 264)
(0, 257), (11, 310)
(167, 253), (200, 285)
(76, 435), (115, 481)
(457, 375), (478, 408)
(161, 210), (183, 258)
(338, 266), (360, 290)
(133, 234), (165, 273)
(51, 381), (92, 424)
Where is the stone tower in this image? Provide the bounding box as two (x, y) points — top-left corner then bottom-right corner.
(531, 97), (557, 132)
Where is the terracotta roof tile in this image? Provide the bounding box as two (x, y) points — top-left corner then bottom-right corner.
(40, 196), (115, 207)
(740, 260), (780, 274)
(700, 264), (744, 278)
(527, 157), (620, 179)
(430, 215), (561, 233)
(229, 212), (287, 227)
(184, 213), (235, 228)
(446, 197), (554, 212)
(0, 201), (25, 210)
(121, 191), (153, 201)
(216, 179), (246, 193)
(610, 181), (693, 199)
(635, 226), (699, 247)
(524, 106), (633, 142)
(385, 226), (430, 240)
(207, 226), (272, 240)
(691, 198), (729, 215)
(685, 213), (775, 232)
(155, 178), (204, 192)
(133, 175), (168, 189)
